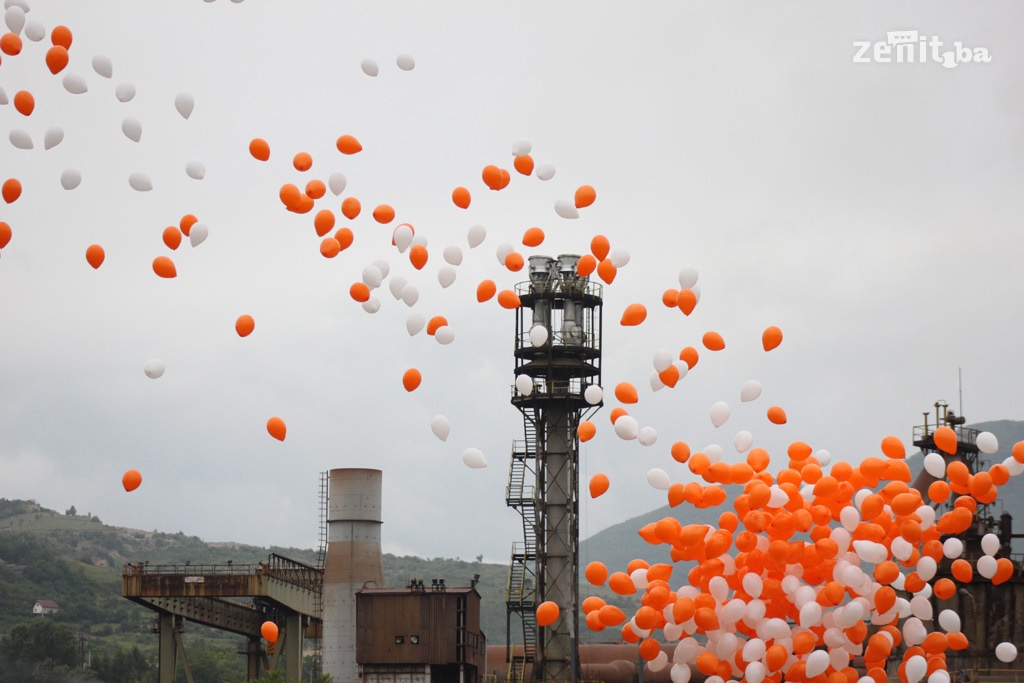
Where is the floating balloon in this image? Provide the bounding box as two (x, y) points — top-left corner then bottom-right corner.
(710, 401), (730, 428)
(462, 448), (487, 469)
(516, 374), (534, 397)
(115, 82), (136, 102)
(185, 160), (206, 180)
(996, 642), (1018, 663)
(143, 359), (164, 379)
(529, 325), (549, 347)
(977, 431), (998, 453)
(85, 244), (105, 269)
(122, 117), (142, 142)
(9, 129), (31, 149)
(261, 621), (279, 643)
(762, 326), (783, 351)
(189, 223), (208, 247)
(401, 285), (419, 307)
(647, 468), (670, 490)
(575, 185), (596, 208)
(609, 248), (630, 268)
(13, 90), (33, 116)
(2, 178), (22, 204)
(620, 304), (647, 326)
(122, 469), (142, 492)
(467, 224), (486, 248)
(584, 385), (603, 405)
(92, 55), (113, 78)
(402, 368), (422, 392)
(24, 20), (44, 42)
(63, 74), (88, 95)
(554, 199), (579, 219)
(536, 601), (559, 628)
(44, 127), (64, 150)
(175, 92), (195, 119)
(613, 415), (639, 440)
(589, 473), (610, 498)
(535, 162), (555, 180)
(5, 6), (26, 34)
(266, 417), (286, 441)
(360, 58), (379, 76)
(235, 315), (255, 337)
(614, 382), (638, 404)
(336, 135), (362, 155)
(396, 54), (415, 71)
(702, 331), (725, 351)
(405, 312), (425, 336)
(61, 169), (82, 190)
(443, 245), (463, 266)
(129, 172), (152, 192)
(152, 256), (176, 278)
(430, 416), (451, 442)
(739, 380), (762, 402)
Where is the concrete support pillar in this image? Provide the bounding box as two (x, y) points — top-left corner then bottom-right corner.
(158, 613), (176, 683)
(285, 612), (303, 683)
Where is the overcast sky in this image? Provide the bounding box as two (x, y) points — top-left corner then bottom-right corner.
(1, 2), (1022, 565)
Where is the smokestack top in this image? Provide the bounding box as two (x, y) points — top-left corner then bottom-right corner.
(328, 468), (382, 523)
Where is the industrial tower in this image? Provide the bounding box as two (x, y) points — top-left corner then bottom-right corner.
(506, 255), (603, 683)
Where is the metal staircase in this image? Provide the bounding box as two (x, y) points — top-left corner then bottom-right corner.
(506, 419), (541, 683)
(312, 471), (329, 679)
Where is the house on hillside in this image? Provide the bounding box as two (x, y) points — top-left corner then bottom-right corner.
(33, 599), (60, 616)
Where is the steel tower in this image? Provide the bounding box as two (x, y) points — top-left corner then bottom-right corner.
(506, 255), (603, 683)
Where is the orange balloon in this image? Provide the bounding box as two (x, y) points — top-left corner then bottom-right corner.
(577, 421), (596, 442)
(13, 90), (34, 116)
(522, 227), (545, 247)
(0, 222), (10, 249)
(597, 604), (626, 626)
(336, 135), (362, 155)
(402, 368), (422, 392)
(933, 426), (958, 454)
(341, 196), (361, 219)
(536, 601), (559, 628)
(950, 559), (972, 583)
(279, 183), (302, 210)
(597, 258), (617, 284)
(589, 473), (610, 498)
(497, 290), (521, 309)
(513, 155), (534, 176)
(1, 32), (22, 56)
(481, 164), (503, 190)
(85, 244), (105, 269)
(992, 557), (1014, 585)
(574, 185), (596, 208)
(762, 326), (783, 351)
(306, 180), (326, 199)
(677, 289), (697, 315)
(249, 138), (270, 161)
(505, 252), (525, 272)
(702, 331), (725, 351)
(427, 316), (448, 335)
(45, 45), (69, 73)
(293, 152), (313, 172)
(476, 280), (497, 303)
(335, 227), (354, 251)
(3, 178), (23, 204)
(579, 565), (607, 592)
(661, 289), (679, 307)
(162, 226), (182, 250)
(51, 25), (73, 49)
(122, 469), (142, 492)
(591, 235), (610, 261)
(620, 303), (647, 326)
(266, 417), (287, 441)
(614, 382), (638, 404)
(314, 210), (336, 237)
(881, 435), (906, 459)
(372, 204), (395, 224)
(679, 346), (699, 369)
(582, 596), (606, 613)
(350, 282), (370, 302)
(452, 186), (471, 209)
(409, 244), (428, 270)
(235, 315), (255, 337)
(576, 254), (597, 277)
(261, 621), (279, 643)
(152, 256), (176, 279)
(639, 638), (661, 662)
(671, 441), (691, 463)
(320, 238), (341, 258)
(658, 365), (680, 388)
(767, 406), (788, 425)
(180, 214), (198, 236)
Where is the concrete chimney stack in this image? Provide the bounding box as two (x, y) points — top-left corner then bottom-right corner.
(322, 468), (384, 682)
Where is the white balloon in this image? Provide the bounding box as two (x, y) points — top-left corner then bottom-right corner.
(60, 169), (81, 190)
(1006, 455), (1024, 476)
(8, 129), (31, 149)
(443, 245), (463, 266)
(669, 663), (691, 683)
(678, 266), (699, 290)
(24, 20), (44, 42)
(733, 430), (753, 453)
(805, 650), (829, 678)
(515, 374), (533, 396)
(905, 655), (926, 683)
(128, 172), (152, 192)
(996, 642), (1018, 663)
(909, 595), (933, 620)
(389, 276), (407, 300)
(174, 92), (194, 119)
(891, 536), (913, 562)
(327, 172), (347, 196)
(799, 602), (822, 628)
(554, 199), (579, 219)
(584, 385), (603, 405)
(744, 662), (765, 683)
(144, 359), (165, 379)
(609, 248), (630, 268)
(613, 415), (639, 440)
(937, 609), (960, 633)
(840, 505), (860, 532)
(438, 266), (456, 288)
(649, 371), (664, 392)
(646, 468), (670, 490)
(4, 6), (24, 34)
(977, 554), (997, 579)
(638, 426), (658, 446)
(406, 313), (425, 336)
(372, 259), (390, 279)
(674, 360), (689, 380)
(739, 380), (762, 402)
(529, 325), (549, 347)
(435, 326), (455, 345)
(942, 537), (963, 559)
(709, 401), (730, 428)
(121, 117), (142, 142)
(44, 127), (63, 150)
(535, 162), (555, 180)
(462, 448), (487, 469)
(852, 540), (888, 565)
(467, 224), (486, 248)
(923, 452), (946, 478)
(928, 672), (950, 683)
(0, 86), (7, 105)
(652, 349), (673, 372)
(916, 555), (937, 582)
(185, 160), (206, 180)
(396, 54), (415, 71)
(647, 651), (668, 673)
(392, 224), (414, 253)
(495, 242), (514, 265)
(511, 139), (531, 156)
(981, 532), (1000, 556)
(741, 573), (763, 599)
(189, 223), (208, 247)
(63, 73), (88, 94)
(362, 297), (381, 314)
(92, 55), (113, 78)
(401, 284), (419, 307)
(430, 417), (450, 444)
(115, 82), (136, 102)
(704, 443), (723, 462)
(360, 58), (379, 77)
(977, 431), (998, 453)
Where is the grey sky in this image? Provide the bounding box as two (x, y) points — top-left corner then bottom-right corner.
(1, 2), (1022, 564)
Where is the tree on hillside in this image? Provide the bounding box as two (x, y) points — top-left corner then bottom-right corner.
(65, 506), (76, 516)
(0, 618), (77, 681)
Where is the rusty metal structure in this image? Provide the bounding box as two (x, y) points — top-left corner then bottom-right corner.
(122, 553), (321, 682)
(357, 579), (486, 683)
(507, 254), (603, 683)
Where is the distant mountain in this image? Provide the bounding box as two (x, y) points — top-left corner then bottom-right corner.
(580, 419), (1024, 576)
